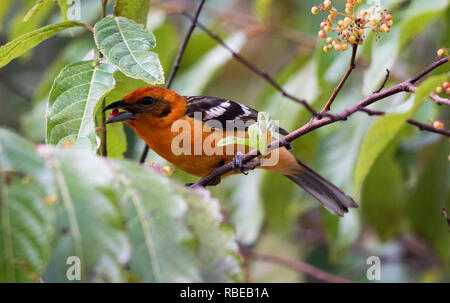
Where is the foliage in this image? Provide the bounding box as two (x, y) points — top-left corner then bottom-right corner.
(0, 0), (449, 283)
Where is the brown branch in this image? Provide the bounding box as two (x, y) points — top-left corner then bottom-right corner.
(83, 23), (94, 33)
(240, 248), (350, 283)
(374, 69), (390, 94)
(442, 206), (450, 230)
(430, 94), (450, 106)
(407, 119), (450, 137)
(100, 98), (107, 156)
(191, 57), (449, 187)
(182, 13), (321, 117)
(320, 44), (358, 113)
(139, 0), (206, 164)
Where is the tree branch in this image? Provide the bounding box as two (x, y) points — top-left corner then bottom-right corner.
(442, 206), (450, 230)
(407, 119), (450, 137)
(320, 44), (358, 113)
(240, 248), (350, 283)
(182, 13), (321, 117)
(191, 57), (448, 187)
(139, 0), (207, 163)
(430, 94), (450, 106)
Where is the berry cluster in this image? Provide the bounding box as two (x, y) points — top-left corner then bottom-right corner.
(311, 0), (393, 52)
(435, 81), (450, 96)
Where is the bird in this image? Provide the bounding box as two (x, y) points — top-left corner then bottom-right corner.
(103, 86), (358, 216)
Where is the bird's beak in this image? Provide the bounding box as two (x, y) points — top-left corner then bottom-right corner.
(103, 100), (135, 124)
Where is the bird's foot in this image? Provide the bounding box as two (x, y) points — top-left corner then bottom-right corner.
(232, 152), (249, 175)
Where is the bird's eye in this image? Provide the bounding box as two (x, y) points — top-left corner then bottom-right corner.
(141, 96), (154, 105)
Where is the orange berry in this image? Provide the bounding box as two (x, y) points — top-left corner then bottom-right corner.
(437, 48), (446, 57)
(433, 121), (444, 130)
(311, 6), (319, 14)
(384, 14), (392, 21)
(443, 82), (450, 89)
(436, 86), (443, 94)
(318, 30), (327, 38)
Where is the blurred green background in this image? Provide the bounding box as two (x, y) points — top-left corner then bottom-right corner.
(0, 0), (449, 282)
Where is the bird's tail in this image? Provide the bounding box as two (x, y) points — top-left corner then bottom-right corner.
(283, 158), (358, 216)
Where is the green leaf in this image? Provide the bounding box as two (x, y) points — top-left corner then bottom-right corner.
(114, 0), (150, 25)
(9, 0), (54, 41)
(46, 61), (116, 151)
(0, 129), (54, 282)
(114, 160), (243, 282)
(0, 21), (85, 68)
(41, 147), (129, 282)
(94, 16), (165, 85)
(361, 144), (404, 240)
(56, 0), (70, 21)
(405, 140), (450, 264)
(217, 137), (249, 147)
(23, 0), (54, 22)
(354, 74), (448, 200)
(0, 128), (243, 282)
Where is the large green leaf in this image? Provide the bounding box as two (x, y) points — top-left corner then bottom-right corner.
(0, 129), (54, 282)
(41, 147), (129, 282)
(361, 144), (404, 240)
(94, 16), (165, 85)
(354, 74), (448, 200)
(405, 140), (450, 264)
(114, 0), (150, 25)
(112, 160), (243, 282)
(0, 21), (85, 68)
(46, 61), (116, 151)
(0, 129), (243, 282)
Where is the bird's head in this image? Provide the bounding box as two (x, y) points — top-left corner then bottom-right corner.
(103, 86), (184, 125)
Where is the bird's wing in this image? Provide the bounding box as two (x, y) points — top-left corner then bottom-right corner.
(185, 96), (289, 135)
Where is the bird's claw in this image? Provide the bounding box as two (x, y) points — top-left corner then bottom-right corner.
(232, 152), (249, 175)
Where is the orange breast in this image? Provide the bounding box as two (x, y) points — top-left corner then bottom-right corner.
(127, 116), (247, 177)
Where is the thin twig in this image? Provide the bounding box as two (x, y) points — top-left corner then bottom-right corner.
(374, 69), (390, 94)
(442, 206), (450, 230)
(139, 0), (207, 164)
(191, 57), (448, 187)
(320, 44), (358, 113)
(182, 13), (321, 117)
(407, 119), (450, 137)
(100, 98), (107, 156)
(430, 94), (450, 106)
(240, 248), (350, 283)
(83, 23), (94, 33)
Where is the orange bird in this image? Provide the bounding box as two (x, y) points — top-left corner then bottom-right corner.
(104, 86), (357, 216)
